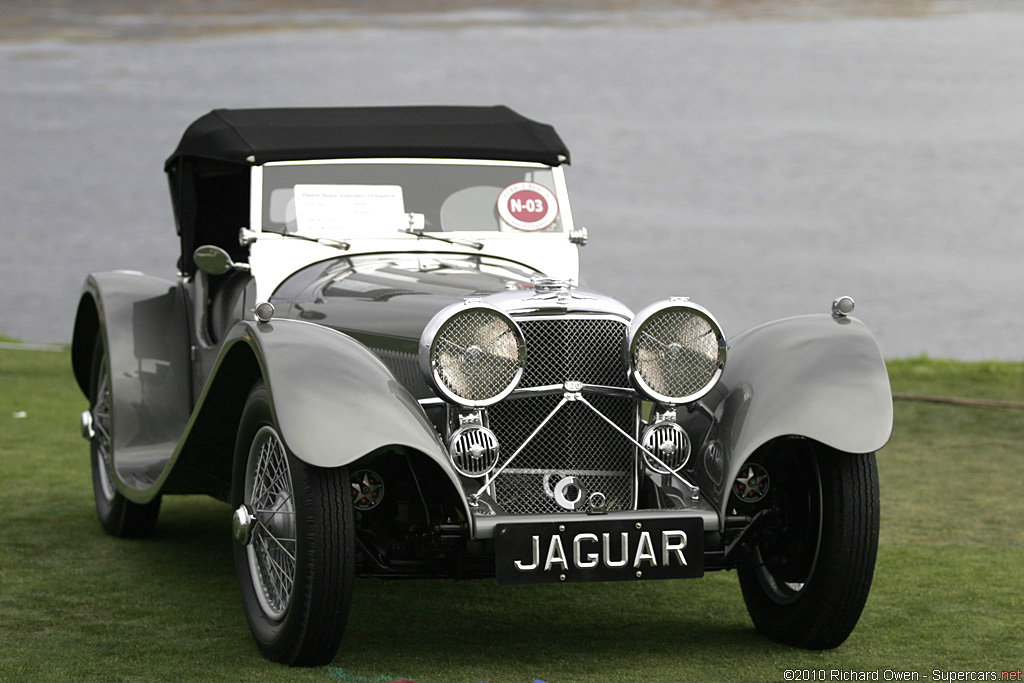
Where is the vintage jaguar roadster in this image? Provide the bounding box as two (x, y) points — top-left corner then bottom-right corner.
(71, 106), (893, 665)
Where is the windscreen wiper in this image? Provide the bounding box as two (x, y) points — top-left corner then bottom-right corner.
(402, 226), (483, 250)
(239, 228), (349, 250)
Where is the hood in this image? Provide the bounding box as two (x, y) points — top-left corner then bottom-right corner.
(270, 252), (633, 351)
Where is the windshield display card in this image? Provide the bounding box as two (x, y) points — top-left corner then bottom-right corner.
(293, 184), (405, 234)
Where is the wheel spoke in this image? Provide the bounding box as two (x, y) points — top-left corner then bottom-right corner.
(253, 533), (294, 611)
(254, 503), (294, 517)
(254, 519), (296, 561)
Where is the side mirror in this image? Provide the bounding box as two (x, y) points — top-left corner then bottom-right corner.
(193, 245), (250, 275)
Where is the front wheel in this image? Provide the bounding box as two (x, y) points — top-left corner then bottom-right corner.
(88, 333), (161, 537)
(735, 440), (879, 649)
(231, 381), (354, 666)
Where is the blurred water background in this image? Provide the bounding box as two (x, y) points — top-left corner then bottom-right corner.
(1, 0), (1022, 360)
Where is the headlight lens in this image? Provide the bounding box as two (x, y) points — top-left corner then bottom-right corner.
(627, 300), (726, 404)
(420, 302), (526, 407)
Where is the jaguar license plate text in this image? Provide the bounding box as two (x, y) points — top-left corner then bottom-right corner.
(495, 518), (704, 585)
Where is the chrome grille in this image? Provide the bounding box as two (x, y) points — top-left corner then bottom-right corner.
(487, 316), (635, 514)
(372, 347), (432, 398)
(518, 317), (629, 388)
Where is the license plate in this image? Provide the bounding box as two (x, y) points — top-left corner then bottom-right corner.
(495, 517), (704, 585)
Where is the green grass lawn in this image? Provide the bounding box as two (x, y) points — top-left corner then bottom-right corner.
(0, 347), (1021, 682)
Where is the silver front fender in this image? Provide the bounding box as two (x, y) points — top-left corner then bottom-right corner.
(699, 314), (892, 517)
(162, 318), (464, 515)
(241, 318), (447, 468)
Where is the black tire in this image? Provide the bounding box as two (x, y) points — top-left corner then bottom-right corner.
(231, 381), (354, 666)
(736, 440), (879, 649)
(88, 333), (161, 537)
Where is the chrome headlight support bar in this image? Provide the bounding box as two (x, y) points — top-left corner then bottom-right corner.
(468, 382), (701, 506)
(417, 381), (634, 408)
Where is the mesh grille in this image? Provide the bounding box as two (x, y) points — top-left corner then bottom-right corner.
(373, 348), (432, 398)
(490, 396), (634, 514)
(434, 309), (523, 402)
(487, 316), (635, 515)
(518, 317), (629, 388)
(633, 309), (721, 400)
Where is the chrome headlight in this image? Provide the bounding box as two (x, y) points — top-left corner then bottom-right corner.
(627, 299), (726, 405)
(419, 301), (526, 407)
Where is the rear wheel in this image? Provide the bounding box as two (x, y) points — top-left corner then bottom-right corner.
(231, 381), (354, 666)
(88, 333), (161, 537)
(736, 440), (879, 649)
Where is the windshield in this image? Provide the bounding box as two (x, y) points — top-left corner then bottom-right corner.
(260, 161), (563, 237)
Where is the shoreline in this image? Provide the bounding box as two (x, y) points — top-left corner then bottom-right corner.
(3, 0), (1020, 43)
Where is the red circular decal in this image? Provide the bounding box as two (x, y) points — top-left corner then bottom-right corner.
(497, 182), (558, 231)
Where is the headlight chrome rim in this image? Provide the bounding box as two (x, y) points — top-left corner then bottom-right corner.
(419, 301), (526, 408)
(627, 299), (726, 405)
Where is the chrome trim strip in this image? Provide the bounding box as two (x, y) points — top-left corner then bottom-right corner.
(633, 402), (643, 510)
(485, 296), (634, 320)
(418, 381), (637, 407)
(502, 468), (631, 477)
(263, 158), (554, 169)
(472, 508), (718, 540)
(504, 383), (637, 399)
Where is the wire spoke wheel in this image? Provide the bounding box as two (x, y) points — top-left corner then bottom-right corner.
(245, 425), (297, 620)
(88, 333), (161, 537)
(232, 381), (354, 666)
(91, 350), (117, 503)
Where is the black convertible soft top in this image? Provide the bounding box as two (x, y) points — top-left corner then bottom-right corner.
(166, 106), (570, 274)
(166, 105), (570, 168)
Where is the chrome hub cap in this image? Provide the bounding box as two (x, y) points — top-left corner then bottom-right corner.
(232, 505), (255, 546)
